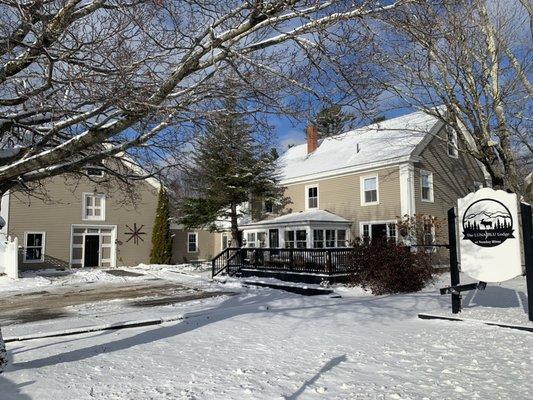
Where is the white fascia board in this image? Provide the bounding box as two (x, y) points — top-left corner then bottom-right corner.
(411, 120), (445, 157)
(280, 155), (416, 186)
(241, 220), (352, 230)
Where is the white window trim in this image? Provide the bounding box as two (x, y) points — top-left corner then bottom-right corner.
(82, 192), (106, 221)
(70, 225), (117, 268)
(221, 232), (230, 250)
(360, 174), (379, 206)
(187, 232), (198, 253)
(359, 220), (398, 242)
(305, 184), (319, 210)
(23, 231), (46, 263)
(420, 170), (434, 203)
(446, 127), (459, 158)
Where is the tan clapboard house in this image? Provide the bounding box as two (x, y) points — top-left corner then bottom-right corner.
(176, 110), (487, 261)
(237, 110), (487, 249)
(0, 169), (160, 270)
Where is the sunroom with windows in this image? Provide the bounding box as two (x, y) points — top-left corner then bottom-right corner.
(240, 210), (351, 249)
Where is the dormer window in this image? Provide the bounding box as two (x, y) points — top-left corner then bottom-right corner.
(446, 127), (458, 158)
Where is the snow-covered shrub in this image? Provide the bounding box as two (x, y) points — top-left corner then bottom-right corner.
(347, 240), (435, 295)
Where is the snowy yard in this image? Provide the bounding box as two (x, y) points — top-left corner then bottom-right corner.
(0, 266), (531, 399)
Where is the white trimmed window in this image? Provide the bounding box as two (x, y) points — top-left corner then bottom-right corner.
(24, 232), (45, 262)
(221, 233), (229, 250)
(284, 231), (295, 248)
(187, 232), (198, 252)
(246, 232), (257, 248)
(295, 230), (307, 248)
(387, 223), (397, 243)
(313, 229), (324, 248)
(285, 230), (307, 248)
(263, 200), (274, 213)
(306, 185), (319, 210)
(257, 232), (267, 248)
(83, 193), (106, 221)
(325, 229), (336, 247)
(420, 170), (434, 202)
(361, 175), (379, 205)
(337, 230), (347, 247)
(447, 127), (458, 158)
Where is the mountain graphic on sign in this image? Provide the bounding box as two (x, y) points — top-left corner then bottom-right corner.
(464, 210), (512, 220)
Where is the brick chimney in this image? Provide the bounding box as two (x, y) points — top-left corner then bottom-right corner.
(306, 124), (318, 154)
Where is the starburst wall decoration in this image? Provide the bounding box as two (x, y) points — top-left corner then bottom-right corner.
(125, 223), (146, 245)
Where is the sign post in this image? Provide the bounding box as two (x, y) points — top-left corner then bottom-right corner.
(441, 188), (531, 321)
(520, 203), (533, 322)
(447, 207), (461, 314)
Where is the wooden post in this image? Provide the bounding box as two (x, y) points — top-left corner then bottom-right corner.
(447, 207), (461, 314)
(289, 248), (294, 270)
(520, 203), (533, 322)
(326, 249), (333, 275)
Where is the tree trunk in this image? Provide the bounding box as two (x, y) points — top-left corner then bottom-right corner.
(229, 204), (241, 247)
(0, 189), (6, 372)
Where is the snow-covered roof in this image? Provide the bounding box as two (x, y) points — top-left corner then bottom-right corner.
(241, 210), (351, 228)
(279, 110), (442, 183)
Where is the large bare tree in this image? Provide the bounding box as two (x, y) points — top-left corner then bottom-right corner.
(372, 0), (532, 193)
(0, 0), (410, 373)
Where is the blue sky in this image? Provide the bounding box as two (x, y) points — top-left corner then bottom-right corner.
(272, 106), (413, 152)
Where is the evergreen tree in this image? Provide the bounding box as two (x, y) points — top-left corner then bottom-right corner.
(312, 105), (350, 138)
(178, 96), (287, 246)
(149, 187), (173, 264)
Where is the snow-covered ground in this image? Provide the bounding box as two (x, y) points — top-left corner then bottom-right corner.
(0, 266), (531, 399)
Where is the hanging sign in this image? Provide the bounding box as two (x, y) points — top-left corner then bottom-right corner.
(457, 188), (522, 282)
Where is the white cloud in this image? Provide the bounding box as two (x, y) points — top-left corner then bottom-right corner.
(278, 129), (306, 151)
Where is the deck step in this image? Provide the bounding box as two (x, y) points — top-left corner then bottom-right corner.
(243, 281), (335, 296)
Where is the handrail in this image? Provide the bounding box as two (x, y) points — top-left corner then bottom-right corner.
(211, 247), (242, 277)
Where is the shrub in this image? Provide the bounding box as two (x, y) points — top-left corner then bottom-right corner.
(347, 239), (435, 295)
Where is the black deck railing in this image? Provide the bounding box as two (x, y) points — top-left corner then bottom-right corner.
(212, 247), (354, 277)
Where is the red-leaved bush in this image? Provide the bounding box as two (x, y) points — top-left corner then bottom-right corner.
(347, 240), (435, 295)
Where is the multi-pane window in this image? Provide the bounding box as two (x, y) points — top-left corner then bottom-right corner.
(362, 224), (370, 243)
(313, 229), (324, 248)
(284, 230), (295, 248)
(447, 127), (458, 158)
(257, 232), (267, 248)
(306, 186), (318, 209)
(325, 229), (336, 247)
(221, 233), (229, 250)
(421, 171), (434, 202)
(24, 232), (45, 262)
(362, 176), (378, 204)
(83, 193), (106, 221)
(246, 232), (256, 248)
(337, 230), (347, 247)
(423, 220), (435, 246)
(263, 200), (274, 213)
(296, 230), (307, 248)
(187, 233), (198, 252)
